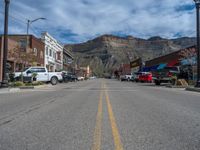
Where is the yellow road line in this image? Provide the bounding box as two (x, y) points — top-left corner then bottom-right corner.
(91, 85), (103, 150)
(104, 84), (124, 150)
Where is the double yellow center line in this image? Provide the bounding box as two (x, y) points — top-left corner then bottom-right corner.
(92, 82), (124, 150)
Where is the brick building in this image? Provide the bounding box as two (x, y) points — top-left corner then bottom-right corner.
(0, 35), (45, 82)
(63, 47), (74, 72)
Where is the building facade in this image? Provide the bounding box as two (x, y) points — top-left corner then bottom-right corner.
(145, 46), (196, 67)
(41, 32), (63, 72)
(63, 48), (73, 72)
(0, 35), (45, 82)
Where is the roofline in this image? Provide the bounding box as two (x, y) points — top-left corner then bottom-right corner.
(0, 34), (44, 44)
(145, 45), (196, 63)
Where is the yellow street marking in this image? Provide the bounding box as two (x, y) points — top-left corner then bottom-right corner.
(104, 84), (124, 150)
(92, 85), (103, 150)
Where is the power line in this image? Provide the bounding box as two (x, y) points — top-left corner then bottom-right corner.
(0, 11), (26, 25)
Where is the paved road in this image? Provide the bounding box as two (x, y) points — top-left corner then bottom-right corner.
(0, 79), (200, 150)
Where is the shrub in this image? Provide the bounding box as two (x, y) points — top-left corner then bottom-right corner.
(14, 81), (24, 87)
(9, 73), (15, 82)
(24, 82), (33, 86)
(32, 81), (44, 86)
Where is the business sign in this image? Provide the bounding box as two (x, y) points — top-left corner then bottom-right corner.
(130, 58), (142, 68)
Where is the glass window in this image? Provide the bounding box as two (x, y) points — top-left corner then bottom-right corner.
(49, 49), (52, 57)
(19, 39), (26, 51)
(46, 47), (48, 55)
(33, 48), (37, 56)
(30, 68), (46, 73)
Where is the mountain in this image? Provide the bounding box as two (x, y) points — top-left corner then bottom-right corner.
(65, 35), (196, 76)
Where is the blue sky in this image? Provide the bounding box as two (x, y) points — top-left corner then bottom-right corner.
(0, 0), (197, 44)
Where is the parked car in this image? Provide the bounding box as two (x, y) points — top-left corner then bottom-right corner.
(14, 67), (63, 85)
(120, 74), (132, 81)
(138, 72), (153, 83)
(62, 72), (78, 82)
(131, 72), (142, 82)
(89, 76), (97, 79)
(77, 76), (85, 81)
(152, 66), (180, 85)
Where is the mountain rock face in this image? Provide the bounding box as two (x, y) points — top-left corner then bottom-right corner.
(65, 35), (195, 76)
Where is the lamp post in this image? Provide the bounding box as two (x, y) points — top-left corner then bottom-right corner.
(194, 0), (200, 87)
(26, 17), (46, 35)
(2, 0), (10, 86)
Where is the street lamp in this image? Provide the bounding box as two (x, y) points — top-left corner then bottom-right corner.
(194, 0), (200, 87)
(2, 0), (10, 86)
(27, 17), (46, 35)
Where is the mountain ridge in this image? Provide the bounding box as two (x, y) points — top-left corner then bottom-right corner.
(65, 34), (196, 76)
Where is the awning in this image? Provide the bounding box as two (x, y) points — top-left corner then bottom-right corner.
(157, 63), (167, 70)
(149, 65), (159, 71)
(167, 60), (178, 67)
(142, 67), (150, 72)
(181, 57), (196, 65)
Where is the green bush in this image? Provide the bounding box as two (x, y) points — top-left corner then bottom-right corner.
(24, 82), (33, 86)
(9, 73), (15, 82)
(32, 81), (44, 86)
(14, 81), (24, 87)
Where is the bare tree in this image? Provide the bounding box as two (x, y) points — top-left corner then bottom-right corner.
(8, 46), (38, 82)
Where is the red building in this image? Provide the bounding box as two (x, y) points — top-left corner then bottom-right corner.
(0, 35), (45, 82)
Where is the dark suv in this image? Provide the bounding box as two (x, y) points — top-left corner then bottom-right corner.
(152, 66), (180, 85)
(62, 72), (78, 82)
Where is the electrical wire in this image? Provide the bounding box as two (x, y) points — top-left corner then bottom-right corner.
(0, 11), (27, 25)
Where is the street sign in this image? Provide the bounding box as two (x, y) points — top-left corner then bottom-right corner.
(130, 58), (142, 68)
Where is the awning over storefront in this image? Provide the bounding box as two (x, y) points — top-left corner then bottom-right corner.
(157, 63), (167, 70)
(181, 57), (196, 65)
(167, 60), (179, 67)
(139, 65), (159, 72)
(149, 65), (159, 71)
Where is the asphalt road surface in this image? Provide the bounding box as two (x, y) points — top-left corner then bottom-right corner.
(0, 79), (200, 150)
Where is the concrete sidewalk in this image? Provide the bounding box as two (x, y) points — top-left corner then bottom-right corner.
(186, 86), (200, 93)
(0, 84), (54, 94)
(0, 87), (20, 94)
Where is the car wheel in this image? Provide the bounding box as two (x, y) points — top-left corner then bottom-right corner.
(51, 77), (58, 85)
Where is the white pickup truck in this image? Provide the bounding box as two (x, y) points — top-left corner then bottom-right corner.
(15, 67), (63, 85)
(120, 74), (132, 81)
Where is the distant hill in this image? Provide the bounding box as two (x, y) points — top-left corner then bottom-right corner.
(65, 35), (196, 76)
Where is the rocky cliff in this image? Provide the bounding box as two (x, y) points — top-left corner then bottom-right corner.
(65, 35), (195, 76)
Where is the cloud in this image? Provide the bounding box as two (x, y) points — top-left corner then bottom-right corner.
(0, 0), (197, 43)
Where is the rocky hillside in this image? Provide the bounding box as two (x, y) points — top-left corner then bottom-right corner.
(65, 35), (195, 76)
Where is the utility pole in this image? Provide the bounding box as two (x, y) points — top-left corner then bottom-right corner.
(194, 0), (200, 87)
(2, 0), (10, 86)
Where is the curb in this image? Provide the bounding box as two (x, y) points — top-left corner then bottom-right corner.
(9, 88), (20, 92)
(19, 86), (34, 89)
(185, 87), (200, 93)
(34, 84), (53, 89)
(166, 85), (187, 88)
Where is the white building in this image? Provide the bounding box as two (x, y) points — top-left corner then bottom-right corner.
(41, 32), (63, 72)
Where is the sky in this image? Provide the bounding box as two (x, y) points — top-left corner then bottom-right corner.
(0, 0), (197, 44)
